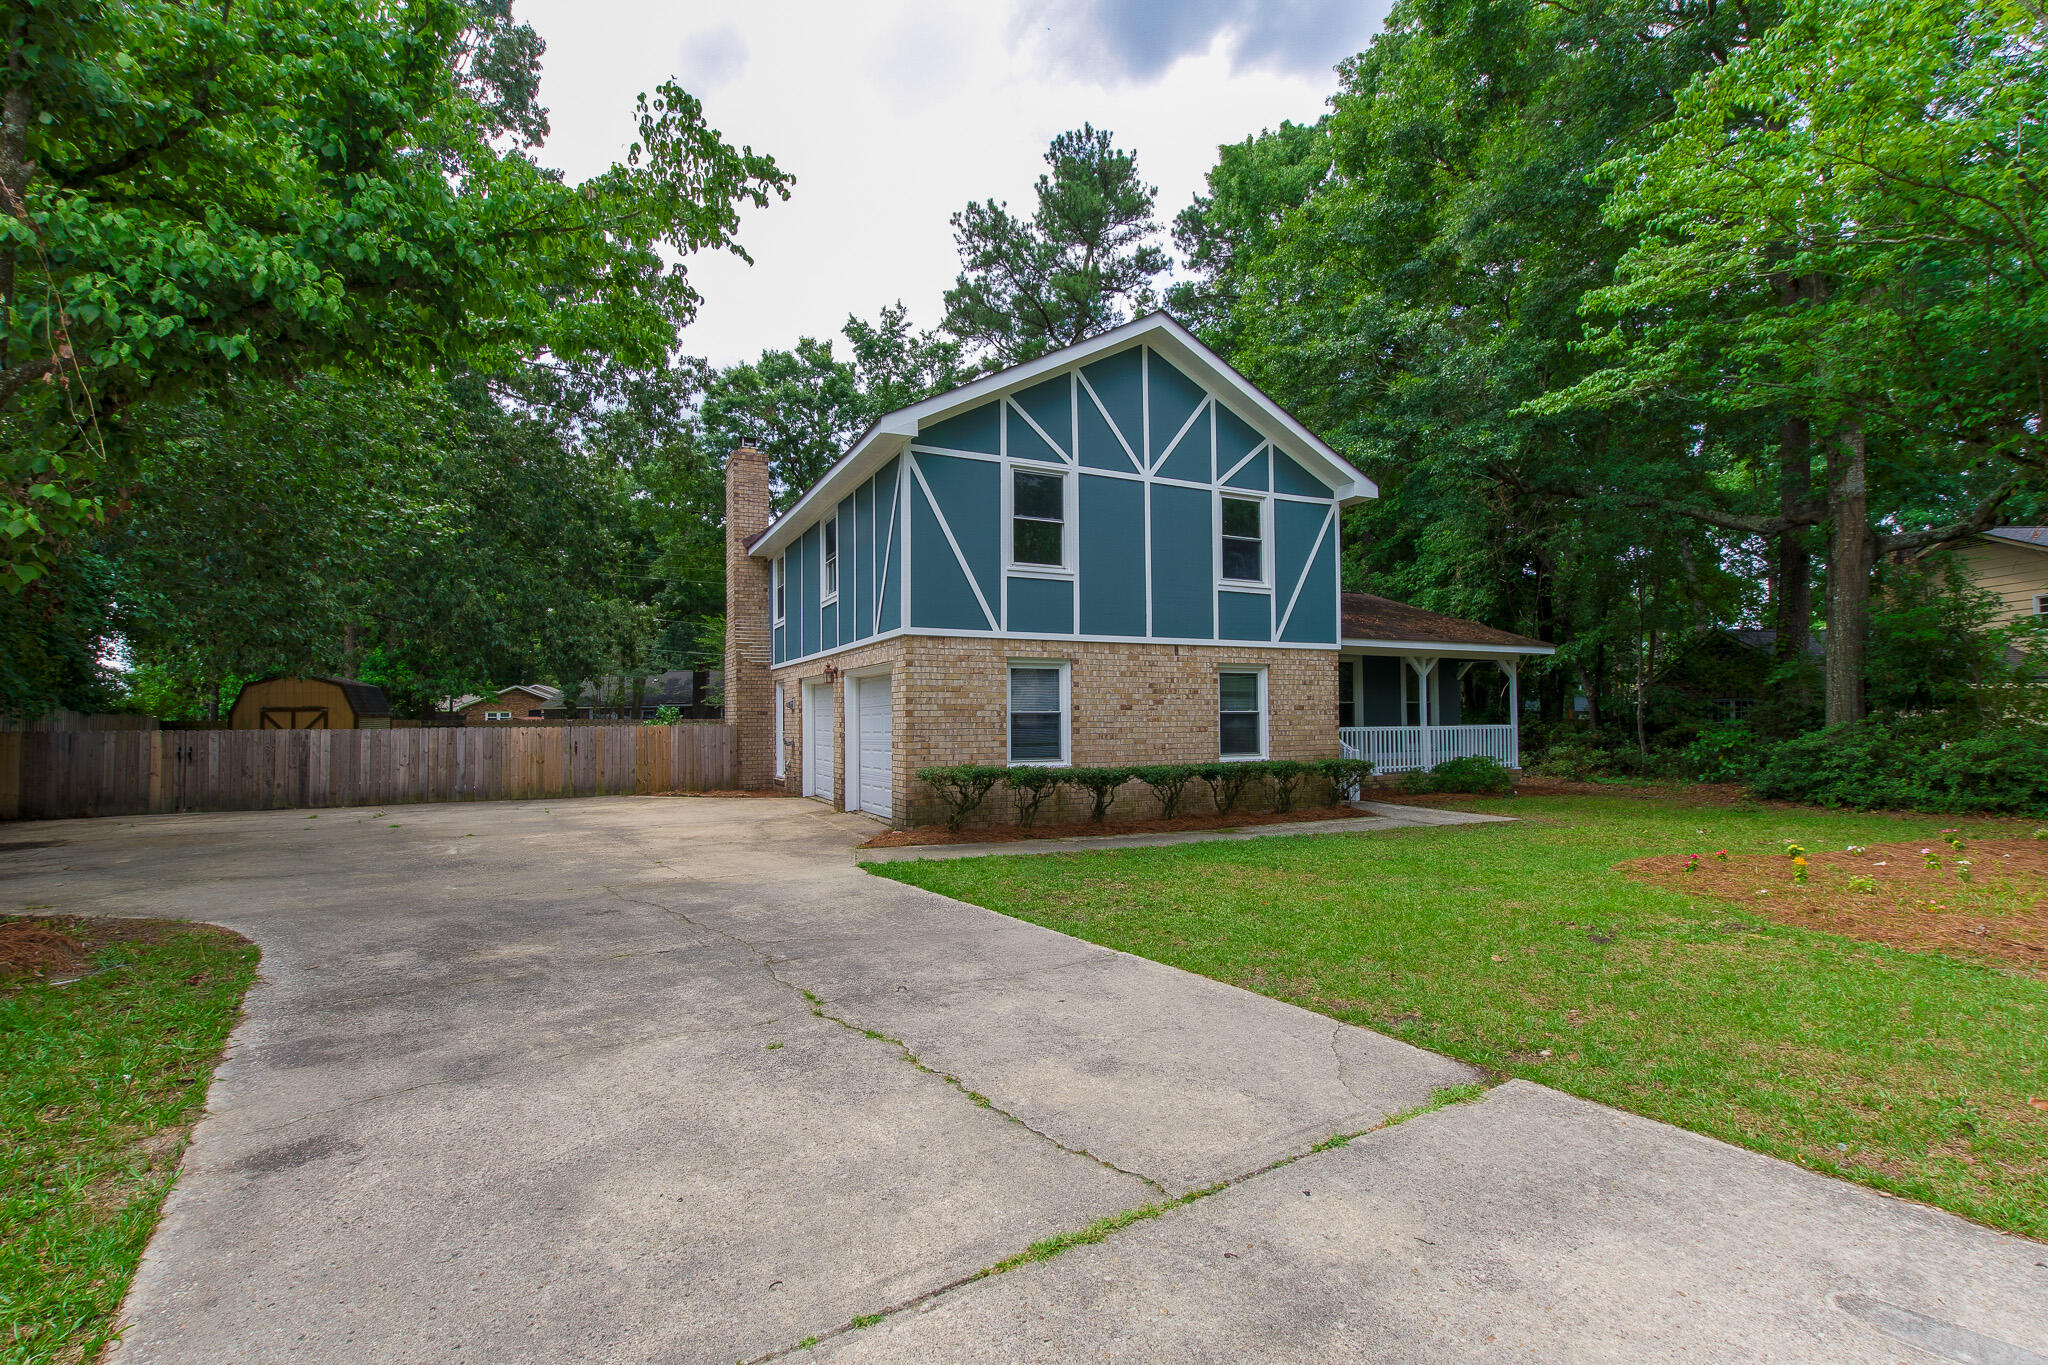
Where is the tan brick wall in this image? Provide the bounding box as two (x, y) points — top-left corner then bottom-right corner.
(771, 635), (1338, 827)
(724, 446), (775, 788)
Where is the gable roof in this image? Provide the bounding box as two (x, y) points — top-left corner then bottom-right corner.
(1985, 526), (2048, 551)
(749, 312), (1377, 559)
(1341, 593), (1553, 654)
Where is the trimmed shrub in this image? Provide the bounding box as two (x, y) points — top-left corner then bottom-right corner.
(1133, 763), (1201, 819)
(1315, 757), (1373, 800)
(915, 764), (1009, 832)
(1402, 755), (1514, 796)
(1065, 766), (1137, 822)
(1196, 762), (1263, 815)
(1679, 722), (1768, 783)
(1004, 766), (1069, 826)
(1749, 721), (2048, 815)
(1266, 759), (1311, 812)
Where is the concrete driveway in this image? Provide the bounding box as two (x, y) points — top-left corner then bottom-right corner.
(4, 796), (2043, 1364)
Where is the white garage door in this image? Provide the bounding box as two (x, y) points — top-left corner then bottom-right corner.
(804, 682), (833, 798)
(856, 674), (892, 819)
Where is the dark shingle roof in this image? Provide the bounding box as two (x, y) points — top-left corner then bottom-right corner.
(1340, 593), (1550, 650)
(1985, 527), (2048, 550)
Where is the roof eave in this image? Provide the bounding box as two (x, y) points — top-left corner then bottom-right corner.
(1341, 637), (1555, 657)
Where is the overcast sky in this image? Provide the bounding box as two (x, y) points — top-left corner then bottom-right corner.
(518, 0), (1396, 368)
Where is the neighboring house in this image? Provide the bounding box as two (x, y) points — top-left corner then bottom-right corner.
(1948, 527), (2048, 627)
(447, 683), (564, 725)
(1655, 628), (1825, 722)
(229, 677), (391, 730)
(722, 313), (1553, 825)
(565, 670), (722, 720)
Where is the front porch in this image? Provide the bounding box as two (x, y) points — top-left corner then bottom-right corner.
(1337, 591), (1555, 775)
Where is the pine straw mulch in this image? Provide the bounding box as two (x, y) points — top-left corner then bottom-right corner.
(0, 914), (249, 981)
(863, 804), (1373, 849)
(1621, 839), (2048, 979)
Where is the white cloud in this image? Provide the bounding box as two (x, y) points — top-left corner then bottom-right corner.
(518, 0), (1394, 368)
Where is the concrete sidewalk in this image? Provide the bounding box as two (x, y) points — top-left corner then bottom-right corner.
(3, 795), (2041, 1364)
(855, 799), (1511, 863)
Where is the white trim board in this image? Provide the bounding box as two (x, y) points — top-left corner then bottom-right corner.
(1342, 638), (1555, 658)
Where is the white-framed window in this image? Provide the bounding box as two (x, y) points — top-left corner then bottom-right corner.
(772, 555), (786, 625)
(773, 682), (786, 778)
(484, 710), (511, 722)
(1218, 667), (1267, 760)
(1007, 660), (1070, 765)
(2035, 593), (2048, 616)
(1009, 467), (1069, 571)
(821, 516), (839, 604)
(1219, 494), (1266, 586)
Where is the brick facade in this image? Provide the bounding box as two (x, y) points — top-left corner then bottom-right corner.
(724, 445), (776, 788)
(770, 635), (1338, 827)
(455, 688), (553, 726)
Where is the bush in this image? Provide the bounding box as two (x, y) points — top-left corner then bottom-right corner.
(915, 764), (1009, 831)
(1065, 766), (1137, 822)
(1679, 722), (1767, 783)
(1004, 766), (1069, 825)
(1266, 759), (1311, 812)
(1402, 755), (1514, 795)
(1196, 762), (1263, 815)
(1315, 757), (1373, 800)
(1748, 720), (2048, 815)
(1133, 763), (1200, 819)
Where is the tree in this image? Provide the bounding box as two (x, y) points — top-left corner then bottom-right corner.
(700, 304), (970, 506)
(1543, 0), (2048, 725)
(942, 125), (1169, 364)
(1184, 0), (1772, 722)
(1, 0), (791, 589)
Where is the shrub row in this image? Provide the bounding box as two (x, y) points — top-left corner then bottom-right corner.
(913, 758), (1382, 833)
(1747, 720), (2048, 815)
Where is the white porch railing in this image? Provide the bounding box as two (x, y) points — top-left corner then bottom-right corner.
(1338, 724), (1519, 773)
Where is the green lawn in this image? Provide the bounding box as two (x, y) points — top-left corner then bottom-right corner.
(1, 920), (257, 1365)
(871, 795), (2048, 1240)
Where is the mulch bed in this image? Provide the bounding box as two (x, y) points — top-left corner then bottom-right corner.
(863, 804), (1373, 849)
(1621, 839), (2048, 978)
(0, 915), (249, 980)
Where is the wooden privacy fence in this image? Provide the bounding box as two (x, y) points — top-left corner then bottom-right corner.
(0, 723), (735, 821)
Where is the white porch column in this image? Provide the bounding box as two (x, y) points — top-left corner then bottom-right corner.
(1503, 659), (1520, 768)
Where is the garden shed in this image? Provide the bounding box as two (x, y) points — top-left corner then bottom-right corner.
(227, 677), (392, 730)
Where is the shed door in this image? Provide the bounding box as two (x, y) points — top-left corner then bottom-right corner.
(803, 682), (834, 799)
(855, 674), (892, 820)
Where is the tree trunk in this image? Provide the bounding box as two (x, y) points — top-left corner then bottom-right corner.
(1823, 424), (1870, 727)
(1772, 415), (1813, 667)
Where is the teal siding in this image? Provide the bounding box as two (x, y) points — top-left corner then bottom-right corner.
(1079, 474), (1145, 635)
(1081, 349), (1143, 464)
(921, 402), (1000, 454)
(1218, 590), (1270, 641)
(1275, 450), (1332, 498)
(1280, 505), (1338, 643)
(1150, 483), (1213, 638)
(774, 344), (1343, 657)
(910, 461), (994, 630)
(1008, 576), (1074, 634)
(1222, 448), (1268, 492)
(1013, 376), (1073, 459)
(1155, 402), (1210, 483)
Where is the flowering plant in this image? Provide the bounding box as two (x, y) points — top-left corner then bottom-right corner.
(1683, 854), (1701, 875)
(1714, 849), (1729, 861)
(1922, 848), (1940, 870)
(1792, 854), (1809, 886)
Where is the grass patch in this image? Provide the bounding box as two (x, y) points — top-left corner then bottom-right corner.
(871, 794), (2048, 1240)
(1, 917), (257, 1364)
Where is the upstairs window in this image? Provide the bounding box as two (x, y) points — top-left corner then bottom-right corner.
(1008, 662), (1068, 764)
(1012, 469), (1066, 568)
(821, 517), (839, 603)
(772, 555), (786, 624)
(1219, 668), (1265, 759)
(1221, 496), (1264, 584)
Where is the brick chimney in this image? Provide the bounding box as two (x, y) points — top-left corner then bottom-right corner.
(724, 444), (775, 788)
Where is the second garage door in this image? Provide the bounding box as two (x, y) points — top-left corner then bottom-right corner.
(855, 673), (892, 820)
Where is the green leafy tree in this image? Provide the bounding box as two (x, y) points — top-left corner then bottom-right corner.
(700, 304), (970, 506)
(943, 125), (1169, 364)
(1, 0), (790, 589)
(1542, 0), (2048, 724)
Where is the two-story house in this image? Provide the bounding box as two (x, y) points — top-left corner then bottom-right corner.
(722, 314), (1550, 825)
